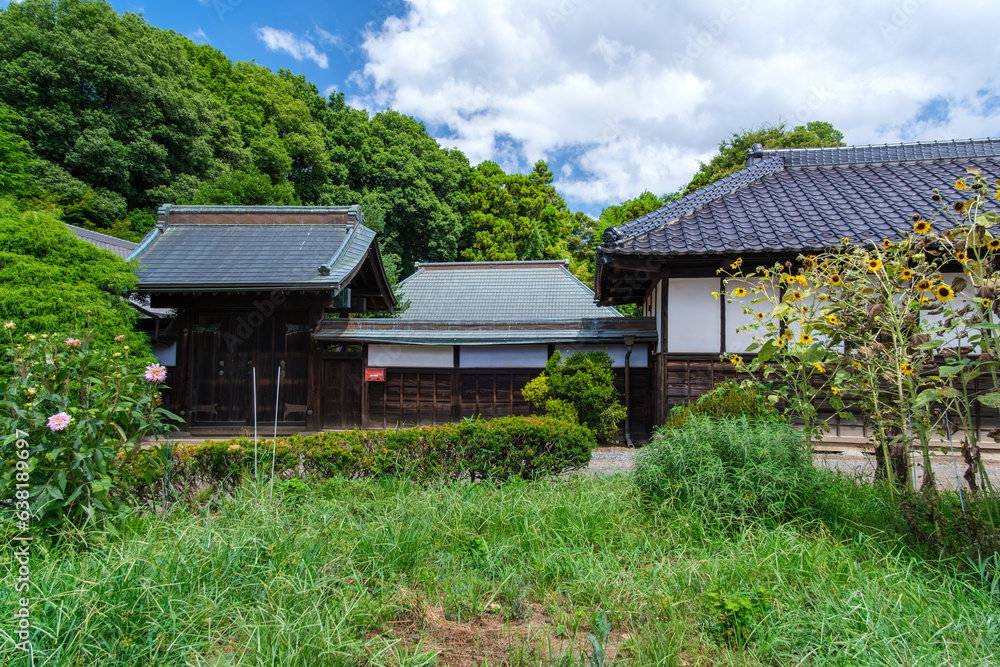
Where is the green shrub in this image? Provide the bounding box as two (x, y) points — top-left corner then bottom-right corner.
(522, 350), (626, 445)
(122, 415), (595, 500)
(0, 325), (179, 532)
(635, 417), (819, 525)
(663, 380), (781, 430)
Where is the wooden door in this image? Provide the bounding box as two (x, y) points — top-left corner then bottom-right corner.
(322, 358), (362, 429)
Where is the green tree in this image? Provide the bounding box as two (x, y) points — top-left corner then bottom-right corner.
(186, 167), (300, 206)
(680, 121), (845, 197)
(0, 200), (148, 353)
(522, 350), (626, 445)
(0, 104), (32, 197)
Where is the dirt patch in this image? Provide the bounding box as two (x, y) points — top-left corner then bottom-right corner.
(376, 600), (627, 666)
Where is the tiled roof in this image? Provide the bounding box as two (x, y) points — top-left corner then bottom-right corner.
(600, 138), (1000, 257)
(130, 205), (376, 292)
(66, 224), (138, 259)
(397, 261), (621, 323)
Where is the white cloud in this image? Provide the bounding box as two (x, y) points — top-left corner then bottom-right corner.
(256, 26), (328, 69)
(189, 27), (209, 44)
(349, 0), (1000, 212)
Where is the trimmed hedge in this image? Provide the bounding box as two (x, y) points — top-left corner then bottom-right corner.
(121, 416), (595, 500)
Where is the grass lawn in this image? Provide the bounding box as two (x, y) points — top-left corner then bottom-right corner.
(2, 472), (997, 666)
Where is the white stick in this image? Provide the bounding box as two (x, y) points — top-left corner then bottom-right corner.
(270, 362), (282, 500)
(252, 365), (258, 484)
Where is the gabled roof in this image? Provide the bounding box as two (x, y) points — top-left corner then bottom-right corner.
(313, 260), (655, 346)
(398, 260), (620, 323)
(600, 138), (1000, 258)
(66, 224), (138, 259)
(130, 205), (380, 294)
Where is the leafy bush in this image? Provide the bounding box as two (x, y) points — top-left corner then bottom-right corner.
(123, 415), (595, 500)
(0, 201), (149, 356)
(522, 350), (626, 445)
(0, 325), (179, 532)
(663, 380), (781, 430)
(635, 417), (820, 525)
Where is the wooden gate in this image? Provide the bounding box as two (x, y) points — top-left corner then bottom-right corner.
(322, 356), (363, 429)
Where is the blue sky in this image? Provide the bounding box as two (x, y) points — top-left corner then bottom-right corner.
(11, 1), (1000, 216)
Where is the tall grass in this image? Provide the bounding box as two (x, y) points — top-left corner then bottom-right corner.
(1, 473), (997, 665)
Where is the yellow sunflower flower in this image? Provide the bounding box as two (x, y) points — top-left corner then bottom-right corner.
(915, 279), (932, 292)
(813, 362), (826, 373)
(955, 179), (968, 190)
(989, 238), (1000, 251)
(829, 274), (842, 286)
(800, 333), (814, 344)
(936, 284), (955, 302)
(791, 290), (803, 301)
(956, 251), (969, 263)
(900, 362), (914, 375)
(882, 238), (892, 249)
(729, 354), (742, 367)
(867, 258), (883, 273)
(733, 287), (748, 297)
(826, 314), (838, 325)
(901, 268), (914, 280)
(913, 219), (932, 234)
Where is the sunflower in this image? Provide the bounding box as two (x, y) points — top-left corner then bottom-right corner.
(774, 337), (786, 348)
(800, 333), (814, 344)
(730, 257), (743, 269)
(831, 386), (840, 395)
(936, 284), (955, 302)
(989, 238), (1000, 251)
(901, 268), (914, 280)
(983, 298), (992, 308)
(796, 275), (809, 287)
(882, 238), (892, 249)
(913, 219), (932, 234)
(843, 237), (850, 246)
(787, 290), (803, 301)
(783, 330), (794, 341)
(900, 362), (914, 375)
(813, 362), (826, 373)
(915, 279), (932, 292)
(826, 314), (838, 325)
(733, 287), (748, 298)
(729, 354), (742, 367)
(820, 262), (829, 270)
(867, 258), (883, 273)
(829, 274), (842, 286)
(851, 361), (862, 369)
(956, 251), (969, 263)
(955, 179), (968, 191)
(712, 291), (719, 300)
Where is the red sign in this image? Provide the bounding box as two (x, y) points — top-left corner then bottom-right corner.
(365, 368), (385, 382)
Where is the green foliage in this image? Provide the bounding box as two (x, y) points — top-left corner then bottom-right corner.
(461, 160), (581, 273)
(0, 202), (149, 353)
(123, 416), (594, 498)
(186, 167), (300, 206)
(663, 380), (782, 430)
(522, 350), (626, 445)
(0, 328), (178, 533)
(634, 418), (822, 526)
(0, 103), (32, 197)
(680, 120), (845, 197)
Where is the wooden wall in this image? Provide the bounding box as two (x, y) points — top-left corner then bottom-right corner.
(361, 365), (653, 441)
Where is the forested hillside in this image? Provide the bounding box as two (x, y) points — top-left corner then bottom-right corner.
(0, 0), (843, 287)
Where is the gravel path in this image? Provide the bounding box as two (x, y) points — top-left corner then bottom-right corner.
(587, 446), (1000, 490)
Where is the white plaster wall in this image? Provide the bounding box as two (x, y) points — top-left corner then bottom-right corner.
(725, 277), (777, 352)
(368, 344), (454, 368)
(922, 272), (976, 348)
(556, 344), (649, 368)
(459, 344), (549, 368)
(152, 342), (176, 366)
(667, 277), (721, 353)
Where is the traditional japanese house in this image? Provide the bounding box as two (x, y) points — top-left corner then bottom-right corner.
(315, 260), (657, 441)
(595, 138), (1000, 429)
(129, 205), (396, 435)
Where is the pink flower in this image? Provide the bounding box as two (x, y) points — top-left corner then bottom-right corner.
(144, 363), (167, 383)
(47, 412), (72, 431)
(114, 334), (126, 342)
(65, 337), (82, 349)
